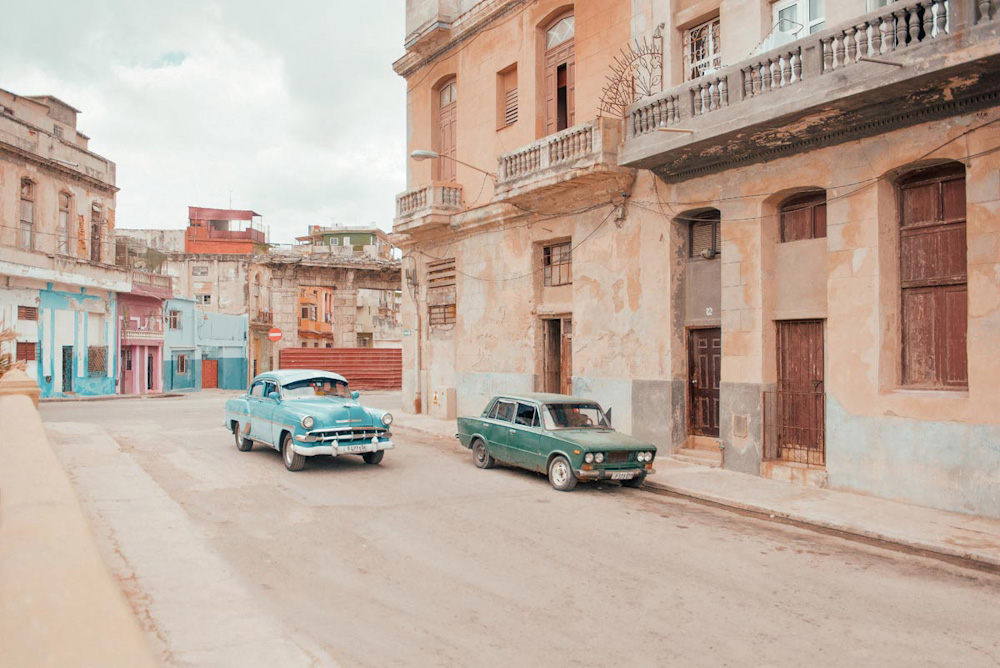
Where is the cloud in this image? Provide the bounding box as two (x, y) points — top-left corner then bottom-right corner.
(0, 0), (406, 243)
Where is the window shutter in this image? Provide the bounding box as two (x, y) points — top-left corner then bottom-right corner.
(690, 220), (716, 257)
(17, 305), (38, 321)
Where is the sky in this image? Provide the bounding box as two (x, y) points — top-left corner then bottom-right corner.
(0, 1), (407, 244)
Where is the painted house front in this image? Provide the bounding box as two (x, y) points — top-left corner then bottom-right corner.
(118, 271), (172, 395)
(164, 298), (199, 392)
(196, 311), (248, 390)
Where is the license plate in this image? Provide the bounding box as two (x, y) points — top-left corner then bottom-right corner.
(611, 471), (637, 480)
(341, 444), (369, 454)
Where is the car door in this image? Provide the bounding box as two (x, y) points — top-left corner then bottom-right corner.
(246, 380), (265, 440)
(483, 399), (517, 463)
(507, 402), (543, 471)
(251, 380), (279, 446)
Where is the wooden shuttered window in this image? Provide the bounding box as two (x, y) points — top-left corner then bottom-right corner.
(427, 259), (457, 326)
(689, 211), (721, 258)
(780, 192), (827, 242)
(899, 166), (967, 388)
(498, 66), (518, 128)
(18, 305), (38, 321)
(16, 341), (37, 361)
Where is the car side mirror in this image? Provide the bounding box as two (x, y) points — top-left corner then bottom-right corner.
(351, 390), (360, 400)
(268, 391), (281, 402)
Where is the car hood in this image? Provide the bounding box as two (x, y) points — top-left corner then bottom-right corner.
(287, 398), (379, 428)
(547, 429), (654, 451)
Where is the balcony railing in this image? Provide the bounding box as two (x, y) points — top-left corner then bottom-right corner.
(130, 270), (173, 298)
(622, 0), (996, 180)
(251, 309), (273, 326)
(393, 182), (464, 233)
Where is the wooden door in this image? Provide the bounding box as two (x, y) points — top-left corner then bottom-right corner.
(776, 320), (825, 465)
(560, 318), (572, 395)
(202, 359), (219, 389)
(437, 81), (457, 182)
(544, 41), (575, 135)
(688, 328), (721, 437)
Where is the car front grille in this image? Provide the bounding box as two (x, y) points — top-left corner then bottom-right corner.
(606, 451), (632, 464)
(312, 427), (387, 443)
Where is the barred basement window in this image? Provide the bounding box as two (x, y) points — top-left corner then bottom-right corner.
(16, 341), (37, 361)
(429, 304), (456, 326)
(427, 258), (457, 327)
(18, 305), (38, 321)
(543, 242), (572, 286)
(88, 346), (107, 375)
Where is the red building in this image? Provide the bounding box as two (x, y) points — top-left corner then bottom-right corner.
(185, 207), (268, 254)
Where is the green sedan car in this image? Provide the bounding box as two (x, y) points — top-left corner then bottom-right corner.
(456, 393), (656, 491)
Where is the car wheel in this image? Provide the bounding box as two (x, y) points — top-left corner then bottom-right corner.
(233, 423), (252, 452)
(362, 450), (384, 465)
(281, 433), (305, 472)
(622, 473), (646, 489)
(472, 439), (495, 469)
(547, 455), (577, 492)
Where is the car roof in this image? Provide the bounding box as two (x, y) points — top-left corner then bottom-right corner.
(492, 393), (601, 405)
(252, 369), (348, 386)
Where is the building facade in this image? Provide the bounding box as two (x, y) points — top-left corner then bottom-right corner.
(393, 0), (1000, 518)
(164, 298), (198, 392)
(0, 89), (127, 398)
(294, 224), (395, 260)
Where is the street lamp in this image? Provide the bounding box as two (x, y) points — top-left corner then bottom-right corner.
(409, 149), (497, 181)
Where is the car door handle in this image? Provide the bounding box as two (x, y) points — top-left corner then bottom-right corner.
(509, 429), (515, 434)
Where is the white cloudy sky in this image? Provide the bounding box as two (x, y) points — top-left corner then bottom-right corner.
(0, 1), (406, 243)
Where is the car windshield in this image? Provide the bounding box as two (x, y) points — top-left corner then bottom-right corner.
(541, 403), (610, 430)
(282, 378), (351, 399)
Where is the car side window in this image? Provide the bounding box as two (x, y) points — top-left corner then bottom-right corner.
(493, 400), (516, 423)
(264, 381), (278, 398)
(249, 381), (264, 398)
(515, 403), (538, 427)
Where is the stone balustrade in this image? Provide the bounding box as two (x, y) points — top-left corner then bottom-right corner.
(396, 182), (464, 218)
(497, 119), (610, 185)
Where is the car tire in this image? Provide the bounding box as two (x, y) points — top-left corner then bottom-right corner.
(362, 450), (384, 465)
(472, 439), (495, 469)
(547, 455), (577, 492)
(233, 423), (253, 452)
(622, 473), (646, 489)
(281, 433), (305, 472)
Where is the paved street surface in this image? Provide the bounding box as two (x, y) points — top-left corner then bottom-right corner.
(42, 392), (1000, 668)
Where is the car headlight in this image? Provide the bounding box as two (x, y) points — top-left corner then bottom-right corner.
(637, 452), (646, 462)
(584, 453), (594, 464)
(595, 452), (605, 464)
(647, 451), (654, 462)
(381, 413), (393, 426)
(302, 416), (315, 430)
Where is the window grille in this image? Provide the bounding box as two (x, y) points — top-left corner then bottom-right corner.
(683, 17), (721, 81)
(88, 346), (107, 374)
(429, 304), (456, 326)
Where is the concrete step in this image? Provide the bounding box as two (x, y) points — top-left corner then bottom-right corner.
(672, 448), (722, 468)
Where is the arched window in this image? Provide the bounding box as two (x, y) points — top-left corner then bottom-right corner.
(435, 77), (457, 182)
(543, 11), (575, 134)
(779, 191), (826, 242)
(58, 192), (72, 255)
(19, 178), (34, 251)
(687, 209), (721, 259)
(898, 162), (967, 388)
(90, 203), (103, 263)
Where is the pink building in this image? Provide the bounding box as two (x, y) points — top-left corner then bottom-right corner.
(118, 271), (172, 394)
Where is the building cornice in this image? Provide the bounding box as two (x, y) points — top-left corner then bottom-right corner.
(393, 0), (528, 79)
(0, 140), (118, 194)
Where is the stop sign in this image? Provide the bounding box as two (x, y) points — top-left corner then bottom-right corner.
(267, 327), (282, 342)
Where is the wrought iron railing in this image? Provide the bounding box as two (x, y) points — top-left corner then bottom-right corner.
(763, 390), (826, 466)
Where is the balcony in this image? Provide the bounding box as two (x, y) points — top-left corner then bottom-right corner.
(620, 0), (1000, 182)
(129, 270), (173, 300)
(494, 117), (633, 208)
(393, 182), (464, 234)
(250, 309), (273, 330)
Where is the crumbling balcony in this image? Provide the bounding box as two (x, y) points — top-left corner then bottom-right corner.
(393, 182), (464, 234)
(620, 0), (1000, 182)
(130, 270), (173, 299)
(494, 117), (634, 208)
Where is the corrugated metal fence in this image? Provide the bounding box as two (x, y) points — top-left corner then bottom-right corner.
(278, 348), (402, 391)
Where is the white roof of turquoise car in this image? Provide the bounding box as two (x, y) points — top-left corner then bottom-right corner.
(252, 369), (349, 386)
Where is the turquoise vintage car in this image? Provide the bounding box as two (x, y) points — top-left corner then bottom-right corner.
(224, 370), (393, 471)
(456, 393), (656, 491)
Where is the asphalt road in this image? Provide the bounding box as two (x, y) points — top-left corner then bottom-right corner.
(42, 392), (1000, 668)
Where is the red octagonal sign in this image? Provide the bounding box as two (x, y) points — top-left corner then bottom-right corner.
(267, 327), (282, 342)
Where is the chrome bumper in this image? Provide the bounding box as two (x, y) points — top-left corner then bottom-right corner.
(575, 467), (655, 481)
(290, 439), (394, 457)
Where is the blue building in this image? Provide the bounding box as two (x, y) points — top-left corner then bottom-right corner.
(196, 311), (248, 390)
(163, 298), (199, 392)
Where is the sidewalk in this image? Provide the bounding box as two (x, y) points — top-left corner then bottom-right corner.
(394, 412), (1000, 570)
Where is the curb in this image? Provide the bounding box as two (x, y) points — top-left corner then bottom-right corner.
(40, 392), (185, 403)
(642, 479), (1000, 571)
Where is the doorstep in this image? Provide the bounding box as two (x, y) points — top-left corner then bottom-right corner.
(644, 461), (1000, 570)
